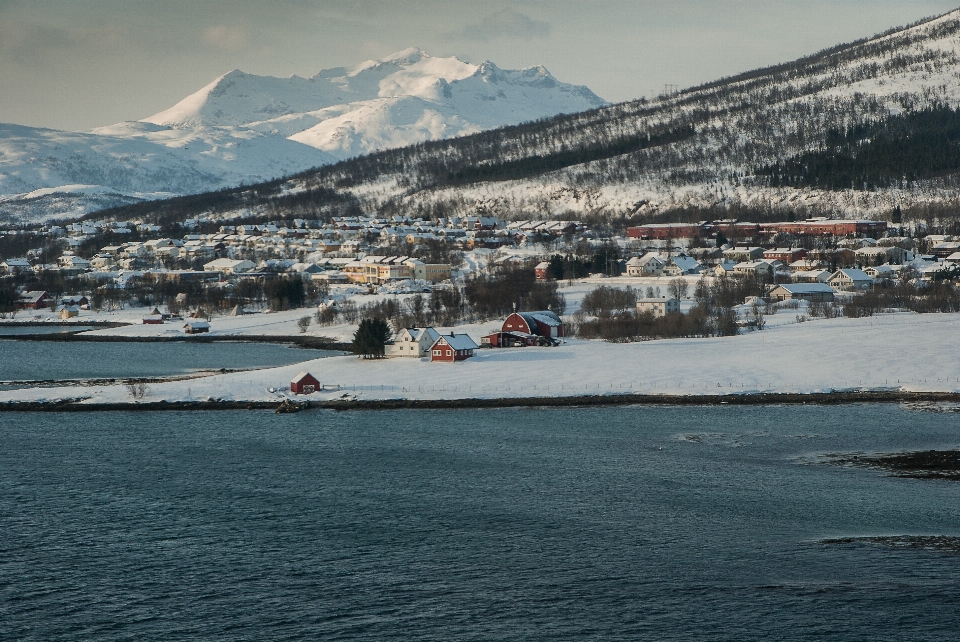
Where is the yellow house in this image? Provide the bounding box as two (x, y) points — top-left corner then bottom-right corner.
(59, 306), (80, 319)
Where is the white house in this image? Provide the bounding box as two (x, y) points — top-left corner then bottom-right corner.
(203, 258), (256, 275)
(1, 258), (32, 274)
(734, 261), (774, 277)
(828, 268), (873, 291)
(662, 255), (703, 276)
(863, 264), (897, 279)
(386, 327), (442, 358)
(636, 297), (680, 318)
(625, 253), (666, 277)
(713, 260), (737, 277)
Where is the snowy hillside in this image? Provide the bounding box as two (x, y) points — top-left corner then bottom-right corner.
(0, 121), (335, 222)
(132, 8), (960, 228)
(0, 48), (606, 222)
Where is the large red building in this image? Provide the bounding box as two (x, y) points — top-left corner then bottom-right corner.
(502, 311), (564, 340)
(626, 223), (705, 240)
(626, 219), (887, 241)
(759, 220), (887, 237)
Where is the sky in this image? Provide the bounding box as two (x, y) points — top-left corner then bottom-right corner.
(2, 0), (959, 132)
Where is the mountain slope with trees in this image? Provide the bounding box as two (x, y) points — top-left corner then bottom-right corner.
(81, 8), (960, 229)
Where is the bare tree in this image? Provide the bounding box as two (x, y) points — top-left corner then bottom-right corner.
(298, 316), (312, 333)
(668, 278), (689, 300)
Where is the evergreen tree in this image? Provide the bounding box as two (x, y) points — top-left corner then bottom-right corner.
(351, 318), (392, 359)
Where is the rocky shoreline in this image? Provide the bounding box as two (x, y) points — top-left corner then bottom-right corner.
(5, 390), (960, 412)
(826, 448), (960, 480)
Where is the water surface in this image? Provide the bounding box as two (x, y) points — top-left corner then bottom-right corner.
(0, 325), (94, 336)
(2, 405), (959, 640)
(0, 340), (333, 384)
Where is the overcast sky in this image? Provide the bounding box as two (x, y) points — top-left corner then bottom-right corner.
(2, 0), (958, 131)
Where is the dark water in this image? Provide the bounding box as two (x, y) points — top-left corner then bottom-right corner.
(2, 405), (960, 640)
(0, 341), (335, 384)
(0, 326), (95, 336)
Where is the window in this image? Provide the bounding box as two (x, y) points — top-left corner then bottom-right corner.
(433, 349), (441, 356)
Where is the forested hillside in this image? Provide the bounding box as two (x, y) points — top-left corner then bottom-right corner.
(88, 8), (960, 229)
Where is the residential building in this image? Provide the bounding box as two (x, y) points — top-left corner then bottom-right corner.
(636, 297), (681, 318)
(429, 334), (479, 362)
(828, 268), (874, 291)
(386, 327), (442, 358)
(768, 283), (836, 302)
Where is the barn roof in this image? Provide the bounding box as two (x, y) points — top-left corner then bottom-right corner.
(291, 371), (318, 383)
(522, 311), (562, 327)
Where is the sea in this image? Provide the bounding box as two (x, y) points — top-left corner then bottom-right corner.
(0, 340), (336, 386)
(2, 404), (959, 640)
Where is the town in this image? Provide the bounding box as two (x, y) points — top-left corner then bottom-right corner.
(3, 211), (960, 388)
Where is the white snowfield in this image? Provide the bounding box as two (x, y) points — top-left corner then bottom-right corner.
(3, 312), (960, 406)
(0, 48), (605, 221)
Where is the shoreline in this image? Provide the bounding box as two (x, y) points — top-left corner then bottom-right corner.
(3, 390), (960, 412)
(0, 320), (127, 328)
(1, 332), (351, 350)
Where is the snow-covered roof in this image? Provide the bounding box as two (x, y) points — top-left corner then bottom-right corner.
(831, 269), (873, 281)
(435, 334), (479, 351)
(771, 283), (835, 293)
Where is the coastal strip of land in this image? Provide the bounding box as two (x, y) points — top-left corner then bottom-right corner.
(5, 390), (960, 412)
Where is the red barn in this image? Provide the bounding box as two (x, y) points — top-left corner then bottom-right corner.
(291, 371), (320, 394)
(502, 311), (564, 341)
(481, 331), (540, 348)
(429, 334), (478, 362)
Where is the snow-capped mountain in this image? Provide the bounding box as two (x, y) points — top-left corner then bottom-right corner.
(144, 47), (606, 159)
(0, 48), (606, 222)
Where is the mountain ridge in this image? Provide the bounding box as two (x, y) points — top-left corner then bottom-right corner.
(0, 49), (606, 223)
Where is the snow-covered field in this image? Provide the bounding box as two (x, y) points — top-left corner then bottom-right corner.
(2, 311), (958, 405)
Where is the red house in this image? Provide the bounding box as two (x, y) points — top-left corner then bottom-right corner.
(18, 290), (50, 310)
(429, 334), (478, 362)
(502, 311), (564, 341)
(291, 371), (320, 394)
(535, 261), (550, 280)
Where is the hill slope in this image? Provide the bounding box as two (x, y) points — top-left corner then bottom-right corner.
(97, 9), (960, 229)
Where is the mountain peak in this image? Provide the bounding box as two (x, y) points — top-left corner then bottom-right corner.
(380, 47), (426, 64)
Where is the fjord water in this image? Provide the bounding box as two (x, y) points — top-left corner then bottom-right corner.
(0, 340), (334, 384)
(3, 405), (959, 640)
